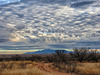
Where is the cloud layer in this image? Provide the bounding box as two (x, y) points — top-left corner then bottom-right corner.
(0, 0), (100, 50)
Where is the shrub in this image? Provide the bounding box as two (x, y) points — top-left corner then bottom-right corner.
(12, 55), (21, 61)
(88, 49), (100, 62)
(70, 47), (90, 62)
(30, 55), (43, 62)
(53, 50), (69, 64)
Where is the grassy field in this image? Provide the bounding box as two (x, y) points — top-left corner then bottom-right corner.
(76, 63), (100, 75)
(0, 61), (100, 75)
(0, 61), (51, 75)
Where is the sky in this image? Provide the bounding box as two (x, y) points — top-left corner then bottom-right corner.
(0, 0), (100, 54)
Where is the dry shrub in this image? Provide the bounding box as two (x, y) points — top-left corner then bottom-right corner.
(19, 63), (27, 69)
(1, 68), (51, 75)
(0, 61), (51, 75)
(76, 63), (100, 75)
(66, 63), (77, 73)
(65, 63), (100, 75)
(0, 61), (38, 69)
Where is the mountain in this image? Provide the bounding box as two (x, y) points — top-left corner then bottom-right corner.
(24, 49), (72, 54)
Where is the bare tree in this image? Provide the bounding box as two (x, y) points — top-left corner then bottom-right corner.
(12, 55), (21, 61)
(53, 50), (68, 63)
(88, 49), (100, 62)
(70, 47), (89, 62)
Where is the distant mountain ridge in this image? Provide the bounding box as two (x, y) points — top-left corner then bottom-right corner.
(24, 49), (72, 54)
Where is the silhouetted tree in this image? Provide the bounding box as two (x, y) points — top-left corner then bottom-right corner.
(12, 55), (21, 61)
(88, 49), (100, 62)
(53, 50), (68, 63)
(70, 47), (89, 62)
(30, 55), (42, 62)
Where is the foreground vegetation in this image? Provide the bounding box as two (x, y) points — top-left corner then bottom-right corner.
(0, 48), (100, 75)
(0, 61), (99, 75)
(0, 61), (51, 75)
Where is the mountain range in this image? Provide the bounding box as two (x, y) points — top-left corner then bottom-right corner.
(24, 49), (72, 54)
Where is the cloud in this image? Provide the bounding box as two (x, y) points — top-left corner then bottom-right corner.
(49, 44), (73, 48)
(0, 0), (21, 5)
(0, 0), (100, 50)
(0, 39), (9, 43)
(70, 1), (96, 8)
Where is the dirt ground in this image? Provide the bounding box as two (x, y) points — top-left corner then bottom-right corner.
(35, 63), (74, 75)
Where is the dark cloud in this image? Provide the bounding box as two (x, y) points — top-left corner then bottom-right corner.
(0, 26), (5, 28)
(0, 39), (9, 43)
(13, 13), (24, 18)
(70, 1), (96, 8)
(96, 31), (100, 33)
(0, 45), (41, 50)
(77, 41), (100, 46)
(15, 25), (25, 30)
(49, 44), (69, 48)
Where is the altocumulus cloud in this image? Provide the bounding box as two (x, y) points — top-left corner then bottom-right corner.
(0, 0), (100, 50)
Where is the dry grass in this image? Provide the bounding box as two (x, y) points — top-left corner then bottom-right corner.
(1, 68), (51, 75)
(0, 61), (51, 75)
(0, 61), (100, 75)
(76, 63), (100, 75)
(54, 62), (100, 75)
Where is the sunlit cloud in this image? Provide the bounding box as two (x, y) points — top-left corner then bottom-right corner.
(0, 49), (39, 54)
